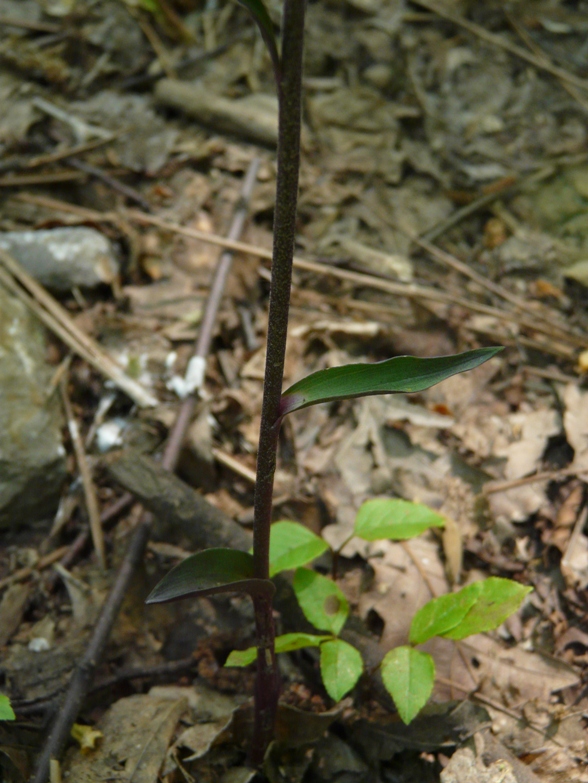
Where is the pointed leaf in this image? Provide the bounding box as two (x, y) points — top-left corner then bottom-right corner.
(320, 639), (363, 701)
(354, 498), (445, 542)
(236, 0), (280, 80)
(226, 632), (331, 667)
(0, 694), (15, 721)
(409, 582), (482, 645)
(381, 646), (435, 724)
(146, 548), (273, 604)
(280, 348), (502, 415)
(269, 521), (330, 576)
(442, 578), (532, 640)
(293, 568), (349, 635)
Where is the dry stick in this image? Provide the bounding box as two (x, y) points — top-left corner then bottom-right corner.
(0, 15), (61, 32)
(12, 195), (583, 354)
(369, 199), (585, 349)
(504, 8), (588, 113)
(0, 250), (157, 408)
(483, 467), (588, 496)
(25, 137), (118, 169)
(0, 547), (69, 592)
(31, 161), (260, 783)
(125, 212), (584, 356)
(59, 379), (106, 570)
(67, 158), (152, 213)
(411, 0), (588, 92)
(0, 171), (86, 187)
(164, 157), (261, 462)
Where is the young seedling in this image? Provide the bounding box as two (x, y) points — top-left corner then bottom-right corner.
(225, 502), (532, 724)
(146, 0), (505, 762)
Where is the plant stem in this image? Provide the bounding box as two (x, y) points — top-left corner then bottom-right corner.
(251, 0), (306, 761)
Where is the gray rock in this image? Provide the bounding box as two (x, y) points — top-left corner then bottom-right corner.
(0, 287), (66, 527)
(0, 227), (119, 291)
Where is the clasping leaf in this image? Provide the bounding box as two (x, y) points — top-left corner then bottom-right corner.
(280, 348), (502, 416)
(146, 548), (274, 604)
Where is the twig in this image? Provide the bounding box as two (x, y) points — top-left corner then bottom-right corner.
(369, 192), (586, 349)
(561, 505), (588, 574)
(0, 547), (69, 592)
(0, 171), (86, 187)
(25, 137), (118, 170)
(163, 158), (261, 466)
(31, 162), (260, 783)
(67, 158), (152, 213)
(504, 8), (588, 113)
(212, 447), (257, 484)
(420, 180), (518, 243)
(31, 514), (153, 783)
(411, 0), (588, 92)
(125, 211), (583, 357)
(0, 15), (61, 33)
(32, 97), (114, 144)
(60, 379), (105, 569)
(0, 249), (157, 408)
(136, 14), (176, 79)
(483, 467), (588, 495)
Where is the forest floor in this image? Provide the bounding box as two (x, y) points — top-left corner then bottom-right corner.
(0, 0), (587, 781)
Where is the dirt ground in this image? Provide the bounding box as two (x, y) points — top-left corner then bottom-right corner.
(0, 0), (587, 781)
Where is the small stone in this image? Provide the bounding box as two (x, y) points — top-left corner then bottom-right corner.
(0, 227), (119, 290)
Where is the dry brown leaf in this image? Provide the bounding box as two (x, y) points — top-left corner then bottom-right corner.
(63, 694), (187, 782)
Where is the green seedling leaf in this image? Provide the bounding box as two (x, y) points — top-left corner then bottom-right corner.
(0, 694), (15, 721)
(409, 582), (483, 645)
(354, 498), (445, 542)
(293, 568), (349, 635)
(236, 0), (280, 80)
(280, 348), (502, 416)
(269, 521), (330, 576)
(146, 548), (273, 605)
(226, 632), (331, 667)
(320, 638), (363, 701)
(442, 577), (532, 640)
(381, 646), (435, 725)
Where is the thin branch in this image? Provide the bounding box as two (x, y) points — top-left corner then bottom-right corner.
(60, 379), (105, 569)
(412, 0), (588, 92)
(0, 251), (157, 408)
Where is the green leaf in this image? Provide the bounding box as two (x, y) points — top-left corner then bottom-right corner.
(269, 521), (330, 576)
(236, 0), (280, 79)
(293, 568), (349, 635)
(381, 646), (435, 724)
(354, 498), (445, 542)
(146, 548), (273, 605)
(442, 578), (532, 640)
(0, 694), (15, 721)
(280, 348), (502, 416)
(226, 632), (331, 667)
(320, 639), (363, 701)
(409, 582), (483, 645)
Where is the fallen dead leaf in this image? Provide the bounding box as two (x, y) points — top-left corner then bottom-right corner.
(62, 694), (187, 782)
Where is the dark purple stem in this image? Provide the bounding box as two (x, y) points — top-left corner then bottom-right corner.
(250, 0), (306, 761)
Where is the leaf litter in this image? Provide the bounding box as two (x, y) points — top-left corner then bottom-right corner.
(0, 0), (588, 781)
